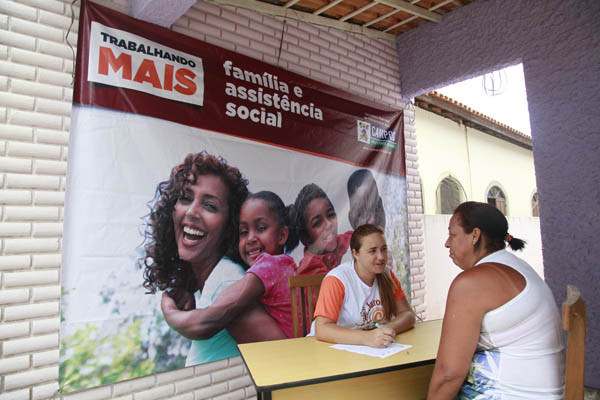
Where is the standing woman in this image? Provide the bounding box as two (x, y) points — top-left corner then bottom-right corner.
(428, 201), (564, 399)
(313, 224), (415, 347)
(140, 151), (283, 366)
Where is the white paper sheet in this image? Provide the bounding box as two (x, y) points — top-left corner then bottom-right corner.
(329, 343), (412, 358)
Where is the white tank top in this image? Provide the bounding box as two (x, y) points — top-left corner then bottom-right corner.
(460, 250), (565, 399)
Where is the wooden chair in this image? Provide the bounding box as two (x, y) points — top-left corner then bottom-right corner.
(288, 274), (326, 338)
(562, 285), (586, 400)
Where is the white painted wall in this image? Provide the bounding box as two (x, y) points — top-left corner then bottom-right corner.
(424, 214), (544, 321)
(415, 107), (538, 217)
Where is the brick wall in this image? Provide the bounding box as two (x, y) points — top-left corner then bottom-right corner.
(0, 0), (424, 398)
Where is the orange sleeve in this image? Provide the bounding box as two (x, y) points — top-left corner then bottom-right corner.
(391, 270), (406, 301)
(313, 275), (345, 323)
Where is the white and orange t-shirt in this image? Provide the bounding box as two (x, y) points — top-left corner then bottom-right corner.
(311, 260), (405, 331)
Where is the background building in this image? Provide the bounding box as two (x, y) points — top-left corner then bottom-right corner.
(414, 91), (544, 320)
(415, 91), (537, 218)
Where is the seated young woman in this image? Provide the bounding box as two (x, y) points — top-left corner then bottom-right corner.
(311, 224), (415, 348)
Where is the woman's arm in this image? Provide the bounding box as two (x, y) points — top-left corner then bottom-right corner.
(426, 272), (486, 400)
(315, 316), (395, 348)
(428, 262), (527, 399)
(226, 301), (287, 343)
(167, 287), (196, 311)
(384, 297), (416, 335)
(316, 298), (415, 345)
(161, 273), (267, 340)
(314, 275), (395, 348)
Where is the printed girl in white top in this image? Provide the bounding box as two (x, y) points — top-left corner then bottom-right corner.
(313, 224), (415, 348)
(428, 201), (564, 399)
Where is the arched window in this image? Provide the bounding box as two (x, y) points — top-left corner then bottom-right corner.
(532, 192), (539, 217)
(436, 176), (467, 214)
(487, 186), (506, 215)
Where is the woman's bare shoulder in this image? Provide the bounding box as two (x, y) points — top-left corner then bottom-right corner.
(450, 262), (525, 310)
(449, 267), (489, 290)
(459, 262), (516, 281)
(474, 262), (524, 287)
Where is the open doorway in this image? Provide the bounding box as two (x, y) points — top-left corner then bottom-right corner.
(415, 64), (544, 320)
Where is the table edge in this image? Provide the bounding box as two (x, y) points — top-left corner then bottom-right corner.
(238, 351), (435, 393)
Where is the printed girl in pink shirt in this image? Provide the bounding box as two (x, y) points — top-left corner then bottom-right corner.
(161, 191), (300, 339)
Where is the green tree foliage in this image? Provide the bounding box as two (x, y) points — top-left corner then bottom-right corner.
(60, 318), (155, 392)
(60, 289), (189, 393)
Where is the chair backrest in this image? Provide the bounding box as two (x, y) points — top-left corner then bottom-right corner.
(562, 285), (586, 400)
(288, 274), (326, 338)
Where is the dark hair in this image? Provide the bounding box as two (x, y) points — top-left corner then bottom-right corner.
(347, 169), (376, 197)
(139, 151), (249, 294)
(289, 183), (333, 247)
(346, 168), (385, 230)
(244, 191), (299, 254)
(350, 224), (398, 321)
(453, 201), (526, 252)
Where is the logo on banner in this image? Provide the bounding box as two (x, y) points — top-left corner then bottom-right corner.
(356, 120), (397, 149)
(88, 22), (204, 106)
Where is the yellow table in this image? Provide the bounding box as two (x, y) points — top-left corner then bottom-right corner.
(238, 319), (442, 400)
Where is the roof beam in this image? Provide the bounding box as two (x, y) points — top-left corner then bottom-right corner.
(340, 1), (380, 22)
(376, 0), (442, 22)
(284, 0), (302, 8)
(314, 0), (344, 15)
(384, 0), (452, 32)
(364, 0), (422, 28)
(364, 8), (401, 28)
(208, 0), (396, 41)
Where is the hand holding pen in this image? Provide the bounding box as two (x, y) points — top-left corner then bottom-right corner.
(362, 321), (395, 348)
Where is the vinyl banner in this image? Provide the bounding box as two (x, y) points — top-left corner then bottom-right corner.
(60, 1), (408, 392)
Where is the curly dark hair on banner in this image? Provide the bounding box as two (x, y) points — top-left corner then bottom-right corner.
(139, 151), (249, 294)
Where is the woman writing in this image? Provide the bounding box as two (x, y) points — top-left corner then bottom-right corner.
(428, 201), (564, 399)
(140, 152), (285, 366)
(312, 224), (415, 347)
